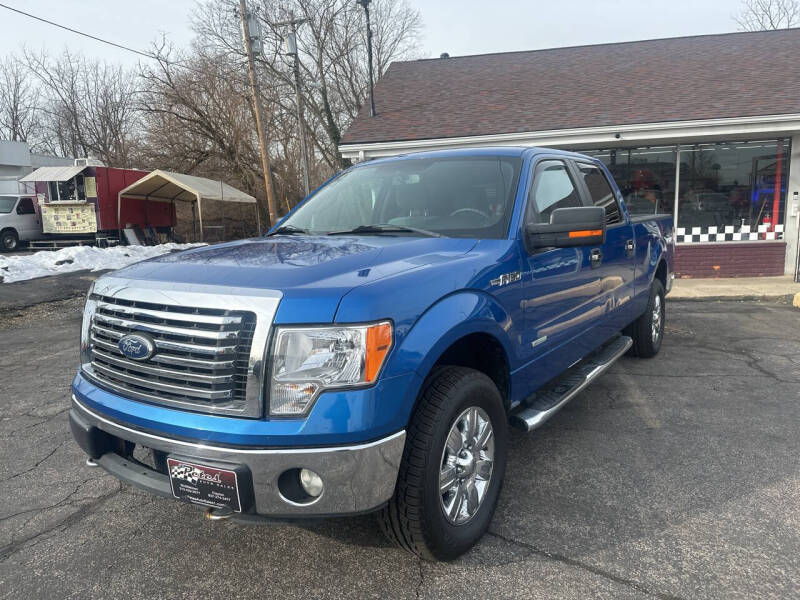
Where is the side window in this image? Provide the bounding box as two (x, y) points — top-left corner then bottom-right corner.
(576, 163), (622, 225)
(528, 160), (582, 224)
(16, 198), (35, 215)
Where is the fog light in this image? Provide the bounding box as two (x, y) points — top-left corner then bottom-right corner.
(299, 468), (324, 497)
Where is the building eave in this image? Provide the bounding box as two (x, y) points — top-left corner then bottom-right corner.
(339, 113), (800, 160)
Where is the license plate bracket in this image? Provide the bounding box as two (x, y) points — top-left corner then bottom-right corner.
(167, 456), (254, 513)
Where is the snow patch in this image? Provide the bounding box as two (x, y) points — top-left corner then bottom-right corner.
(0, 243), (204, 283)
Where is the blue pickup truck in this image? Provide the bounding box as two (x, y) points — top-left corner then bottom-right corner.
(70, 147), (673, 560)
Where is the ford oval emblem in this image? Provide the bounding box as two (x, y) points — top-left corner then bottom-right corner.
(118, 333), (156, 361)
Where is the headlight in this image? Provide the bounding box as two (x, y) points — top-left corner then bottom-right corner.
(269, 321), (393, 416)
(80, 282), (97, 366)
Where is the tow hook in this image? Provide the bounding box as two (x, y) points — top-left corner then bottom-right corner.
(205, 507), (235, 521)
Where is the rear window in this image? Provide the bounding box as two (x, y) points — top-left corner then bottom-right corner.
(576, 163), (623, 225)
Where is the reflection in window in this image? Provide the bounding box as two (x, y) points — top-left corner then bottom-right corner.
(677, 140), (789, 241)
(582, 146), (677, 217)
(576, 163), (622, 225)
(529, 161), (582, 224)
(580, 140), (790, 243)
(282, 157), (523, 239)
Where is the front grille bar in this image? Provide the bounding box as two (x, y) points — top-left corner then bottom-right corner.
(92, 324), (238, 356)
(91, 361), (235, 400)
(93, 313), (239, 342)
(91, 347), (236, 385)
(95, 300), (243, 326)
(90, 336), (237, 370)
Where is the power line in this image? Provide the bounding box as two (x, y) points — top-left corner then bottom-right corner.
(0, 2), (155, 60)
(0, 2), (251, 83)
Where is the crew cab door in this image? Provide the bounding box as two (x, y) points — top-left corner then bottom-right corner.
(518, 158), (606, 391)
(572, 160), (637, 336)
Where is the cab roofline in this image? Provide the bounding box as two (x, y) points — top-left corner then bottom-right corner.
(355, 146), (589, 166)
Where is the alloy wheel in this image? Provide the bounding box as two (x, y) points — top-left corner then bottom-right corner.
(651, 294), (662, 343)
(439, 406), (494, 525)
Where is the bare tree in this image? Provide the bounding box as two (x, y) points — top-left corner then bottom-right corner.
(23, 49), (140, 166)
(736, 0), (800, 30)
(192, 0), (422, 178)
(0, 55), (43, 146)
(137, 42), (271, 211)
(0, 0), (420, 223)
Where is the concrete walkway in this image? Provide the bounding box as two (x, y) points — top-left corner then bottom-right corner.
(671, 275), (800, 305)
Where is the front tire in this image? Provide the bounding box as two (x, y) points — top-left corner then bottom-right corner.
(627, 279), (665, 358)
(378, 366), (508, 561)
(1, 229), (19, 252)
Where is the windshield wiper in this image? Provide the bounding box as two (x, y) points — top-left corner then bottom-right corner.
(267, 224), (309, 236)
(326, 224), (444, 238)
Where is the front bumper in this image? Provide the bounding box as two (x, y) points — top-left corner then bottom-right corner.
(70, 396), (405, 518)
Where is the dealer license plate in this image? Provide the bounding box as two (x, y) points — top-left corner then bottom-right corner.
(167, 458), (242, 512)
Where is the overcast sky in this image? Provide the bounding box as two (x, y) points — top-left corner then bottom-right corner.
(0, 0), (750, 66)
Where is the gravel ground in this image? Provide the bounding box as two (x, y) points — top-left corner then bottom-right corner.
(0, 295), (798, 599)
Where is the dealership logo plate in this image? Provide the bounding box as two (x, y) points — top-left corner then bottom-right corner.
(167, 458), (242, 512)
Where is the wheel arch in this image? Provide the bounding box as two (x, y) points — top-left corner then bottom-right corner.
(653, 258), (668, 289)
(388, 291), (516, 421)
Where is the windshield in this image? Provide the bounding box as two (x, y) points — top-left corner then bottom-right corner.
(0, 196), (17, 214)
(281, 156), (523, 238)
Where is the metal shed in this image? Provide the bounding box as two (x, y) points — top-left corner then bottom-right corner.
(117, 170), (259, 241)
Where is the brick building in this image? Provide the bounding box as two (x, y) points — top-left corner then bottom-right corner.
(339, 29), (800, 278)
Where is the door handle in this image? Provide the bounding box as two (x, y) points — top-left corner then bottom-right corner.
(625, 239), (635, 258)
(590, 248), (603, 268)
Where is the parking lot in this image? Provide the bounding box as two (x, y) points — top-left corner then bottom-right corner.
(1, 289), (798, 599)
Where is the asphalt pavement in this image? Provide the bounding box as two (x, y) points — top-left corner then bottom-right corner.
(1, 290), (798, 599)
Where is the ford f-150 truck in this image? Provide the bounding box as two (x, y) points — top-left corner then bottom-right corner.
(70, 147), (673, 560)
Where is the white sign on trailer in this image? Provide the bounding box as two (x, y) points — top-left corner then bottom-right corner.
(40, 203), (97, 234)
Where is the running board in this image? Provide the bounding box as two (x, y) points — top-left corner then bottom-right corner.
(509, 335), (632, 432)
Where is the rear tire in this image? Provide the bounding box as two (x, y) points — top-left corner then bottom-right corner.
(626, 279), (665, 358)
(378, 366), (508, 561)
(1, 229), (18, 252)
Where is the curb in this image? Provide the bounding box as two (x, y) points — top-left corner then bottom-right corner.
(670, 294), (797, 304)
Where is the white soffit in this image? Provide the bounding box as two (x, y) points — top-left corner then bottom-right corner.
(339, 113), (800, 159)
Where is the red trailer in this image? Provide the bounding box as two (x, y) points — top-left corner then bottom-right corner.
(19, 163), (176, 240)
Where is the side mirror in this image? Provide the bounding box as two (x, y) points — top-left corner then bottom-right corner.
(526, 206), (606, 249)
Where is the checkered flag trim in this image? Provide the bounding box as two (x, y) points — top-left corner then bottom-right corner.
(170, 463), (202, 484)
(676, 224), (784, 243)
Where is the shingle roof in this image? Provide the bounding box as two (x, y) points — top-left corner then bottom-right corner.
(340, 29), (800, 145)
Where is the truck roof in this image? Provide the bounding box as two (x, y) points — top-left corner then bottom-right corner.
(360, 146), (590, 166)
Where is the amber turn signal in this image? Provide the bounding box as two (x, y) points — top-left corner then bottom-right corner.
(365, 322), (393, 382)
(568, 229), (603, 238)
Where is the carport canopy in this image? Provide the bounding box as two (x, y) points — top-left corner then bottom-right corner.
(117, 169), (259, 241)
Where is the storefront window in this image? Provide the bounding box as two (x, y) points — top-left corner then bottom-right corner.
(676, 140), (789, 242)
(581, 146), (678, 218)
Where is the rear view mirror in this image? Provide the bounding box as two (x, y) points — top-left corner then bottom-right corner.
(526, 206), (606, 249)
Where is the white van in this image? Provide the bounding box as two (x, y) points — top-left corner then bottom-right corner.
(0, 195), (42, 251)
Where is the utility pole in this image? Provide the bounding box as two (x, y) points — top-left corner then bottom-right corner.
(239, 0), (279, 228)
(356, 0), (376, 117)
(275, 11), (310, 196)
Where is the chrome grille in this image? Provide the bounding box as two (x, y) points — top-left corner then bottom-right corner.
(86, 294), (257, 416)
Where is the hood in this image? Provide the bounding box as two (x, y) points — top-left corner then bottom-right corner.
(109, 235), (477, 322)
